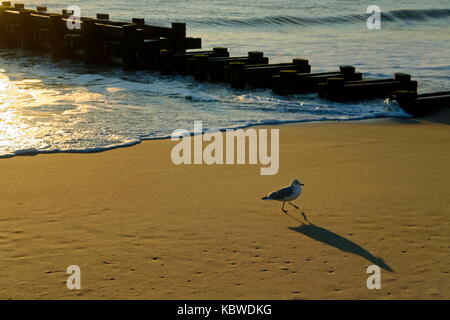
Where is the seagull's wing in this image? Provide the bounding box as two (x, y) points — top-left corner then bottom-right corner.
(268, 186), (293, 200)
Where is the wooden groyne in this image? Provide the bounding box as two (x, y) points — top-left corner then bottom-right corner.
(0, 2), (447, 116)
(389, 91), (450, 116)
(318, 73), (418, 102)
(272, 65), (362, 95)
(0, 2), (201, 70)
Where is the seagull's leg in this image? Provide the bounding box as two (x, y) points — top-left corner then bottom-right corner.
(282, 202), (288, 214)
(288, 202), (299, 209)
(301, 212), (309, 223)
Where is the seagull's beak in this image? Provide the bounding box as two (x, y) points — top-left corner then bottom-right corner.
(300, 183), (304, 186)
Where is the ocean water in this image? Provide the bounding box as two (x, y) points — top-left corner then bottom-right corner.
(0, 0), (449, 157)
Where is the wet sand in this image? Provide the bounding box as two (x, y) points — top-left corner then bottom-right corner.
(1, 111), (449, 299)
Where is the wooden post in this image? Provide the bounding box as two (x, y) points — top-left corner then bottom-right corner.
(172, 22), (186, 52)
(0, 2), (12, 47)
(213, 47), (229, 57)
(293, 58), (308, 65)
(159, 49), (174, 75)
(62, 9), (74, 18)
(271, 74), (281, 94)
(83, 18), (97, 64)
(96, 13), (109, 21)
(277, 70), (298, 95)
(230, 62), (246, 89)
(19, 10), (33, 50)
(339, 65), (355, 75)
(132, 18), (145, 25)
(321, 77), (345, 100)
(193, 54), (209, 81)
(122, 24), (137, 70)
(14, 3), (24, 10)
(36, 6), (47, 12)
(394, 90), (418, 102)
(136, 28), (145, 69)
(0, 5), (6, 48)
(248, 51), (264, 62)
(293, 58), (310, 73)
(395, 73), (411, 82)
(393, 90), (450, 117)
(327, 77), (345, 88)
(50, 15), (67, 59)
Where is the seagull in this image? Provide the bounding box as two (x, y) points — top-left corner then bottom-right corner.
(261, 179), (304, 214)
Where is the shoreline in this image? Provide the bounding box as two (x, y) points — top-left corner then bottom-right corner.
(0, 112), (411, 160)
(1, 111), (449, 299)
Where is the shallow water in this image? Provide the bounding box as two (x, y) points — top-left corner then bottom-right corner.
(0, 0), (449, 157)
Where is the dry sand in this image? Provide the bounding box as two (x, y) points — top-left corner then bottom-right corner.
(1, 111), (449, 299)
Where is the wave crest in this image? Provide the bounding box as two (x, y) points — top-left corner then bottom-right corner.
(195, 8), (450, 27)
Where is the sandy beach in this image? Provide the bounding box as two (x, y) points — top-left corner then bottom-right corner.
(1, 111), (449, 300)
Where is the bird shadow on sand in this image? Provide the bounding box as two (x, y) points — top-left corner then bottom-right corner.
(286, 212), (394, 272)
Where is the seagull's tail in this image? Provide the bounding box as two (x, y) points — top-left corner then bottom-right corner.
(261, 196), (270, 200)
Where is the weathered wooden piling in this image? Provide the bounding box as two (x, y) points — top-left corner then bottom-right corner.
(248, 51), (264, 61)
(324, 77), (345, 98)
(1, 7), (21, 48)
(390, 90), (450, 116)
(171, 22), (186, 52)
(159, 49), (174, 75)
(182, 47), (231, 75)
(96, 26), (125, 64)
(19, 10), (33, 49)
(228, 62), (247, 88)
(122, 24), (139, 70)
(0, 3), (10, 47)
(82, 18), (97, 63)
(271, 65), (363, 95)
(130, 22), (201, 70)
(13, 3), (23, 9)
(318, 73), (418, 101)
(29, 12), (52, 51)
(36, 6), (47, 12)
(139, 42), (165, 70)
(103, 39), (121, 61)
(230, 58), (311, 89)
(76, 18), (142, 69)
(49, 14), (67, 59)
(65, 32), (84, 57)
(274, 70), (298, 94)
(195, 51), (269, 83)
(132, 18), (145, 25)
(213, 47), (228, 56)
(96, 13), (109, 21)
(135, 28), (145, 68)
(192, 54), (211, 80)
(62, 9), (74, 17)
(169, 47), (229, 74)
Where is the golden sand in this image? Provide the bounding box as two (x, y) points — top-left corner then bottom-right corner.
(1, 111), (449, 299)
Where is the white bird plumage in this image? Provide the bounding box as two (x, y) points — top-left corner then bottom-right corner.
(261, 179), (304, 214)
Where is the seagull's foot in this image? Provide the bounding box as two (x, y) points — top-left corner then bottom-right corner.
(282, 209), (288, 214)
(301, 212), (310, 223)
(289, 202), (299, 209)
